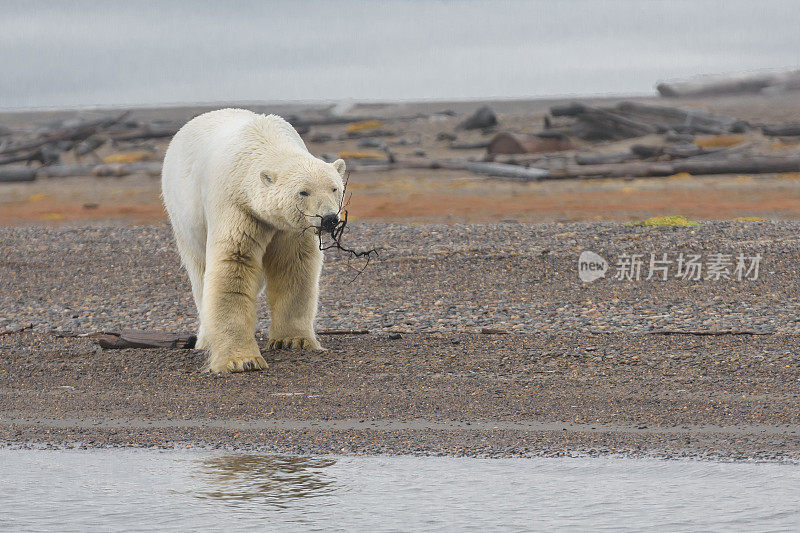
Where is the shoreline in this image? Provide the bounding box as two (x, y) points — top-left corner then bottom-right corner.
(0, 92), (654, 112)
(2, 90), (797, 124)
(0, 94), (652, 123)
(3, 412), (798, 463)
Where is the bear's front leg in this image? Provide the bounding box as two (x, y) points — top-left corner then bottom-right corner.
(202, 222), (273, 373)
(263, 233), (324, 351)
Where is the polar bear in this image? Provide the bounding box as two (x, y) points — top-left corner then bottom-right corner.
(161, 109), (345, 373)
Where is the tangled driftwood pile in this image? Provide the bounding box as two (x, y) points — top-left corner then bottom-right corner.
(0, 110), (443, 183)
(336, 100), (800, 181)
(3, 99), (800, 184)
(0, 112), (171, 182)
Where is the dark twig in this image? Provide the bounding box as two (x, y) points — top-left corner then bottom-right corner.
(298, 173), (378, 282)
(647, 329), (771, 336)
(318, 329), (370, 335)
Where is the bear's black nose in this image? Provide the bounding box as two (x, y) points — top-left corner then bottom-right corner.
(320, 214), (339, 233)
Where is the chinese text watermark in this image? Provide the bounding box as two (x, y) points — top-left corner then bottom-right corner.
(578, 251), (761, 283)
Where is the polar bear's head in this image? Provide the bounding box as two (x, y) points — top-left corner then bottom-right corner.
(253, 156), (346, 233)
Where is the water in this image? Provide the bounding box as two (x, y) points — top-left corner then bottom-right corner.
(2, 0), (799, 109)
(1, 449), (798, 531)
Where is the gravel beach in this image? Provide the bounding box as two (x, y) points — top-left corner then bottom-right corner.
(1, 222), (799, 460)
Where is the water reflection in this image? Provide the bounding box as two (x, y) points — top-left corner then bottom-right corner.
(193, 454), (336, 507)
(3, 449), (799, 531)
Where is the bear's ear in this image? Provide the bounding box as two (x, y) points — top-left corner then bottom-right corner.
(260, 170), (273, 184)
(332, 158), (346, 177)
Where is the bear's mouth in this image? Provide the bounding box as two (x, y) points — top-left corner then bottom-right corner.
(297, 173), (378, 282)
(302, 209), (378, 282)
(313, 210), (349, 247)
(318, 214), (339, 234)
(300, 212), (338, 237)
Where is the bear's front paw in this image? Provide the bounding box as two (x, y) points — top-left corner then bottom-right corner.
(268, 336), (323, 351)
(207, 351), (268, 374)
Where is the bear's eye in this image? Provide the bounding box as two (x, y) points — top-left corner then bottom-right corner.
(299, 190), (310, 197)
(332, 188), (338, 193)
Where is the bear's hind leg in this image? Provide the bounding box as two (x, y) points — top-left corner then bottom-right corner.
(183, 255), (210, 349)
(173, 232), (209, 349)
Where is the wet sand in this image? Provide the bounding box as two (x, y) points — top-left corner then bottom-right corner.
(1, 330), (798, 461)
(1, 222), (798, 460)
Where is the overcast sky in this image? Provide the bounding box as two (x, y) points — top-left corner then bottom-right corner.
(2, 0), (799, 108)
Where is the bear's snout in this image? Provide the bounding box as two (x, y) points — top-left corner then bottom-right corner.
(320, 213), (339, 233)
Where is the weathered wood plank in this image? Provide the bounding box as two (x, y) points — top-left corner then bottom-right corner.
(0, 167), (37, 182)
(657, 70), (800, 98)
(96, 330), (196, 349)
(762, 123), (800, 136)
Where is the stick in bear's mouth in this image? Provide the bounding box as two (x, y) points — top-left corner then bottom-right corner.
(300, 173), (378, 282)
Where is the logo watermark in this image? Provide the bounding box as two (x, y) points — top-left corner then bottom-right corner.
(578, 251), (609, 282)
(579, 252), (762, 282)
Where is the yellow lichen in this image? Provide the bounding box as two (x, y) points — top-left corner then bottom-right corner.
(636, 215), (700, 227)
(345, 120), (384, 133)
(693, 135), (746, 148)
(103, 151), (153, 164)
(769, 140), (798, 150)
(337, 151), (385, 159)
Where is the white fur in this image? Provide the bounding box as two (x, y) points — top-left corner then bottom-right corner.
(162, 109), (345, 373)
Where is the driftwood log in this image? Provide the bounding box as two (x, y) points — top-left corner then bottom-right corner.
(0, 113), (128, 156)
(75, 137), (106, 157)
(464, 162), (550, 181)
(762, 123), (800, 137)
(39, 161), (162, 178)
(96, 330), (197, 349)
(348, 153), (800, 181)
(548, 155), (800, 180)
(575, 152), (634, 165)
(110, 123), (180, 141)
(548, 101), (747, 141)
(657, 70), (800, 98)
(449, 141), (491, 150)
(288, 112), (442, 129)
(616, 101), (747, 134)
(1, 144), (62, 166)
(363, 157), (552, 181)
(0, 162), (163, 182)
(0, 167), (37, 182)
(550, 103), (655, 140)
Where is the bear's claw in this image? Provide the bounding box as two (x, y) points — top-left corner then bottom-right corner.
(268, 337), (321, 350)
(208, 353), (268, 374)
